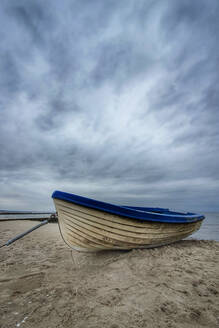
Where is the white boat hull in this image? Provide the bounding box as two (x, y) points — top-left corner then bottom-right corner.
(53, 198), (203, 252)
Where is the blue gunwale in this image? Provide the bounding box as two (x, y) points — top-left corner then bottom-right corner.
(52, 190), (205, 224)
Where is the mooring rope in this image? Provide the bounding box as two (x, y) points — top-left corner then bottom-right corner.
(0, 243), (6, 249)
(0, 219), (50, 249)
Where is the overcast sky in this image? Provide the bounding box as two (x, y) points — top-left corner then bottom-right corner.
(0, 0), (219, 212)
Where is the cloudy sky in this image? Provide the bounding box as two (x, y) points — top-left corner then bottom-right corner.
(0, 0), (219, 212)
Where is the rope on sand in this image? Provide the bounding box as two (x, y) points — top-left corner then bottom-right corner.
(0, 214), (57, 248)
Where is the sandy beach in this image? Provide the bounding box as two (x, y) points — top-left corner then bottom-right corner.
(0, 220), (218, 328)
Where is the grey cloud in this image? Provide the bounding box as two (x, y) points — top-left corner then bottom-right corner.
(0, 0), (218, 211)
(0, 52), (20, 96)
(90, 39), (151, 87)
(7, 2), (54, 47)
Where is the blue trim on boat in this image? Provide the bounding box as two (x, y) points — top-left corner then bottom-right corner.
(52, 190), (205, 224)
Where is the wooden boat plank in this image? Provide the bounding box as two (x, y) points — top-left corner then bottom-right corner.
(62, 217), (145, 247)
(62, 214), (156, 245)
(54, 199), (169, 229)
(59, 207), (200, 238)
(55, 199), (198, 233)
(53, 197), (203, 251)
(61, 213), (201, 247)
(62, 218), (196, 250)
(63, 230), (130, 250)
(63, 222), (121, 249)
(62, 230), (105, 250)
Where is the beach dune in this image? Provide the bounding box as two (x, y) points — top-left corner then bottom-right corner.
(0, 220), (218, 328)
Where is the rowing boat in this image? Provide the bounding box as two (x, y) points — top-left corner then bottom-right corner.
(52, 191), (204, 252)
